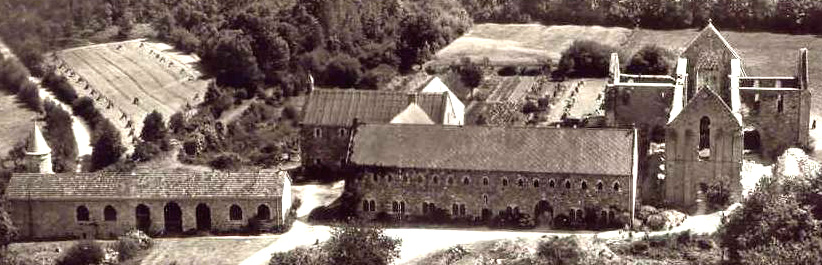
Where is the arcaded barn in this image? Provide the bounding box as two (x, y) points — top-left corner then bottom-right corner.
(347, 124), (638, 228)
(5, 171), (292, 240)
(604, 22), (811, 210)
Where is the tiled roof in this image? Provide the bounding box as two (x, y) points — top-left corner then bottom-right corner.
(351, 124), (635, 176)
(390, 103), (435, 124)
(5, 172), (287, 200)
(301, 89), (448, 126)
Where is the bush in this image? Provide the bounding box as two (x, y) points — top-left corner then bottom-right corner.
(626, 45), (673, 75)
(91, 120), (125, 171)
(537, 236), (583, 265)
(497, 66), (518, 76)
(141, 110), (168, 143)
(72, 97), (103, 127)
(646, 214), (666, 231)
(16, 81), (42, 112)
(210, 152), (243, 170)
(324, 54), (362, 88)
(358, 64), (396, 90)
(42, 71), (78, 104)
(456, 58), (483, 88)
(57, 240), (105, 265)
(115, 230), (153, 261)
(557, 40), (617, 78)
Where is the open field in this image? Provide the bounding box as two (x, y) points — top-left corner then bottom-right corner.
(0, 92), (38, 155)
(55, 39), (209, 149)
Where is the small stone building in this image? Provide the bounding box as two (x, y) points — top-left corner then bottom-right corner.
(300, 86), (464, 171)
(604, 22), (811, 210)
(5, 171), (292, 240)
(347, 124), (638, 228)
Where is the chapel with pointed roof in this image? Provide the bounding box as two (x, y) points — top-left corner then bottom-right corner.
(604, 22), (811, 210)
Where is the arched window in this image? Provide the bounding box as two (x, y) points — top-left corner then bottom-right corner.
(313, 128), (322, 138)
(77, 206), (90, 221)
(452, 204), (459, 216)
(482, 177), (489, 186)
(613, 182), (621, 192)
(104, 205), (117, 221)
(699, 116), (710, 158)
(428, 202), (436, 213)
(517, 178), (524, 187)
(483, 194), (488, 204)
(339, 128), (347, 137)
(502, 178), (509, 186)
(568, 209), (575, 221)
(777, 94), (784, 113)
(549, 179), (555, 188)
(581, 181), (588, 190)
(447, 176), (454, 185)
(363, 200), (370, 212)
(257, 204), (271, 220)
(597, 181), (604, 191)
(230, 205), (243, 220)
(463, 177), (470, 185)
(565, 180), (572, 189)
(387, 174), (393, 182)
(575, 209), (584, 221)
(400, 201), (406, 213)
(392, 201), (399, 212)
(432, 175), (439, 184)
(369, 200), (376, 212)
(459, 204), (466, 216)
(422, 202), (429, 214)
(372, 173), (378, 182)
(533, 179), (540, 188)
(601, 210), (608, 223)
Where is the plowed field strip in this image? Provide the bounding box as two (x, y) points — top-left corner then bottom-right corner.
(115, 47), (196, 102)
(82, 48), (174, 115)
(62, 51), (147, 119)
(93, 47), (190, 108)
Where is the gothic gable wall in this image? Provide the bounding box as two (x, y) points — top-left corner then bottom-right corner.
(681, 28), (738, 105)
(665, 89), (742, 210)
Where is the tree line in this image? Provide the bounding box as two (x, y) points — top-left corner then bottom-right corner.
(461, 0), (822, 34)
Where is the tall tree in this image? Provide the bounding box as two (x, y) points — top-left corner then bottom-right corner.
(140, 110), (168, 143)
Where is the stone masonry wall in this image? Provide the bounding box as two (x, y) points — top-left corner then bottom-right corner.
(350, 167), (634, 227)
(740, 89), (810, 158)
(10, 198), (282, 240)
(300, 125), (351, 169)
(665, 93), (743, 210)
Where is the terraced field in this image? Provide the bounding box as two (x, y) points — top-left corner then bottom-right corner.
(55, 40), (209, 148)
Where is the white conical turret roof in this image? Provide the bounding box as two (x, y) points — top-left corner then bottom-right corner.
(26, 122), (51, 155)
(390, 103), (436, 125)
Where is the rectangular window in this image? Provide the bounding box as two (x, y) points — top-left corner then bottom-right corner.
(777, 94), (784, 113)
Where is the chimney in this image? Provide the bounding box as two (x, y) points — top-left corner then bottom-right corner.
(407, 93), (418, 105)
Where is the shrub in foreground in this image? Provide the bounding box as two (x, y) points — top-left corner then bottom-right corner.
(57, 240), (104, 265)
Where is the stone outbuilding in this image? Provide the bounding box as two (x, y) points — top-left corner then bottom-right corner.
(347, 124), (638, 228)
(300, 87), (464, 171)
(5, 171), (292, 240)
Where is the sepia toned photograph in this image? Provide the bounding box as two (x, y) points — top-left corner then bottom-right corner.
(0, 0), (820, 264)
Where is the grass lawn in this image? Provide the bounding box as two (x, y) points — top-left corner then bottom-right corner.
(0, 91), (39, 155)
(140, 237), (280, 265)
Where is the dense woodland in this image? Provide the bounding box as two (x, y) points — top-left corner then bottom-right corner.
(462, 0), (822, 33)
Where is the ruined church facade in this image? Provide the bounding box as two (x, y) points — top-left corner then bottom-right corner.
(604, 23), (811, 210)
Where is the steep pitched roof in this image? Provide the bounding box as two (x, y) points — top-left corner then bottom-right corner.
(682, 22), (741, 60)
(422, 77), (465, 123)
(667, 87), (742, 127)
(5, 172), (288, 200)
(301, 89), (448, 126)
(390, 103), (435, 124)
(351, 124), (635, 176)
(26, 122), (51, 155)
